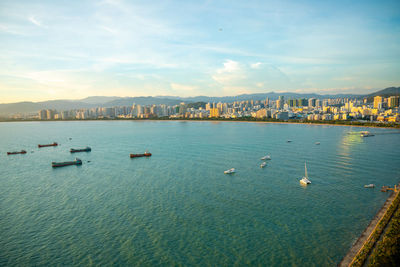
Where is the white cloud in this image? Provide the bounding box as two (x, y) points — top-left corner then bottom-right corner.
(28, 16), (42, 26)
(251, 62), (262, 69)
(217, 60), (240, 74)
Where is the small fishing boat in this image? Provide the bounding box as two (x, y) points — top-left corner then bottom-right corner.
(224, 168), (236, 174)
(38, 142), (58, 148)
(70, 147), (91, 153)
(300, 162), (311, 185)
(315, 142), (320, 145)
(52, 158), (82, 168)
(7, 150), (27, 155)
(130, 151), (152, 158)
(261, 155), (271, 160)
(287, 140), (292, 143)
(260, 162), (267, 168)
(364, 184), (375, 188)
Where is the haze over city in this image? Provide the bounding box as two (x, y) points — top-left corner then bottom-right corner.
(0, 0), (399, 103)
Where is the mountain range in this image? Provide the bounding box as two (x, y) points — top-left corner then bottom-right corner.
(1, 87), (399, 116)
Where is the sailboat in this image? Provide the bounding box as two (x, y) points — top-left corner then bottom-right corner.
(300, 162), (311, 185)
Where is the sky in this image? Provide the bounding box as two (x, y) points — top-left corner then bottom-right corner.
(0, 0), (399, 103)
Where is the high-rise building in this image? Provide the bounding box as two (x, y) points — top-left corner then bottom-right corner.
(38, 110), (47, 120)
(374, 96), (383, 109)
(209, 108), (220, 118)
(46, 109), (55, 120)
(388, 96), (400, 108)
(308, 98), (316, 108)
(298, 98), (307, 107)
(276, 96), (284, 109)
(288, 99), (296, 107)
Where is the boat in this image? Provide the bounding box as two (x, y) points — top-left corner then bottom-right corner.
(260, 162), (267, 168)
(130, 151), (152, 158)
(70, 147), (91, 153)
(7, 150), (27, 155)
(364, 184), (375, 188)
(315, 142), (320, 145)
(300, 162), (311, 185)
(360, 131), (374, 137)
(224, 168), (236, 174)
(38, 142), (58, 148)
(52, 158), (82, 168)
(287, 140), (292, 143)
(261, 155), (271, 160)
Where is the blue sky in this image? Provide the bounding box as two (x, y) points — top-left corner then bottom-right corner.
(0, 0), (399, 103)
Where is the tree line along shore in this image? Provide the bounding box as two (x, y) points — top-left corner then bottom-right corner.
(0, 117), (400, 128)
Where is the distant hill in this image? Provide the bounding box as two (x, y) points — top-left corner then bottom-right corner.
(80, 96), (121, 105)
(0, 102), (42, 115)
(0, 87), (398, 116)
(179, 92), (362, 103)
(104, 97), (183, 107)
(0, 97), (184, 115)
(366, 87), (400, 101)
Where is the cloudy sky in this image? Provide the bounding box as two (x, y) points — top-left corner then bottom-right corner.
(0, 0), (399, 103)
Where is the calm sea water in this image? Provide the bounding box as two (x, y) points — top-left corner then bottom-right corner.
(1, 121), (399, 266)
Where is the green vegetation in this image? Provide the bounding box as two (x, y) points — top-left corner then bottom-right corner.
(368, 198), (400, 266)
(185, 102), (207, 109)
(351, 192), (400, 267)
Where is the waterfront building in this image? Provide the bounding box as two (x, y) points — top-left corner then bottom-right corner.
(256, 109), (267, 118)
(209, 108), (220, 118)
(38, 110), (47, 120)
(276, 111), (289, 120)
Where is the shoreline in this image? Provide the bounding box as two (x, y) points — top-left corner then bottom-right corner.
(0, 118), (399, 129)
(338, 189), (400, 266)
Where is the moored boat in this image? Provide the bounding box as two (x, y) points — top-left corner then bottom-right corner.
(38, 142), (58, 148)
(130, 151), (152, 158)
(224, 168), (236, 174)
(364, 184), (375, 188)
(261, 155), (271, 160)
(315, 142), (320, 145)
(52, 158), (82, 168)
(70, 147), (91, 153)
(360, 131), (374, 137)
(7, 150), (27, 155)
(260, 162), (267, 168)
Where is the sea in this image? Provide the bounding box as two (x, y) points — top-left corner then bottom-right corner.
(1, 121), (399, 266)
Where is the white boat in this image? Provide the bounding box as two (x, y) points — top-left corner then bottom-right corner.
(300, 162), (311, 185)
(315, 142), (320, 145)
(364, 184), (375, 188)
(260, 162), (267, 168)
(224, 168), (236, 174)
(261, 155), (271, 160)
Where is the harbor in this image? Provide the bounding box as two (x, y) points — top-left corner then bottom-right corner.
(1, 121), (399, 266)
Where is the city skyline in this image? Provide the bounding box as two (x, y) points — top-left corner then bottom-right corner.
(1, 0), (400, 103)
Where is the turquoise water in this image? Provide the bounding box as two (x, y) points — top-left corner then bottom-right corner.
(1, 121), (399, 266)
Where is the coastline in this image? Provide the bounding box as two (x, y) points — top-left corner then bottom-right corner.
(0, 118), (399, 129)
(338, 189), (400, 266)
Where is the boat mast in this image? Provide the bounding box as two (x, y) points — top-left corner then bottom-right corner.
(305, 161), (308, 178)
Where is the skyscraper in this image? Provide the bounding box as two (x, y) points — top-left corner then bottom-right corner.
(374, 96), (383, 109)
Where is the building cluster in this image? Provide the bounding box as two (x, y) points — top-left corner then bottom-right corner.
(34, 95), (400, 123)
